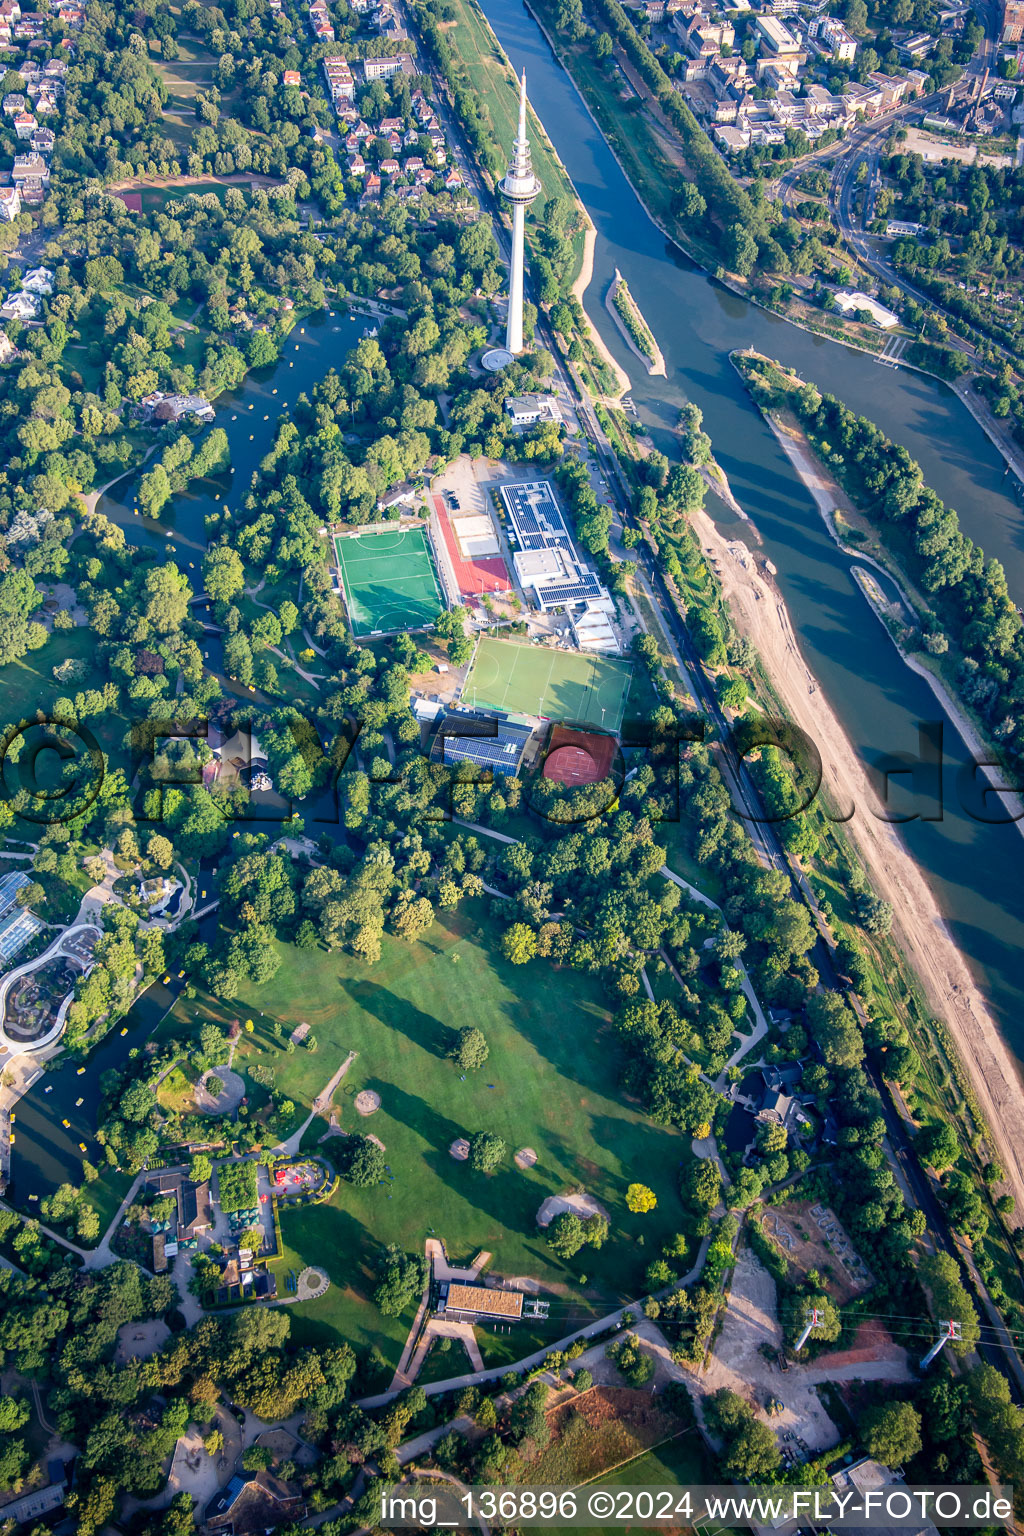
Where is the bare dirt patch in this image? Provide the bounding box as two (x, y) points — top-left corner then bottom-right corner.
(530, 1387), (690, 1483)
(367, 1132), (387, 1151)
(290, 1022), (311, 1045)
(515, 1146), (538, 1170)
(537, 1190), (609, 1229)
(355, 1089), (381, 1116)
(758, 1199), (872, 1303)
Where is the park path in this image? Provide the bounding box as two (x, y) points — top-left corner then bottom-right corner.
(276, 1051), (359, 1156)
(389, 1242), (491, 1392)
(357, 1232), (713, 1409)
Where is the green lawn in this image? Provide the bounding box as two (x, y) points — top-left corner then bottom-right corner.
(176, 901), (691, 1366)
(571, 1428), (742, 1536)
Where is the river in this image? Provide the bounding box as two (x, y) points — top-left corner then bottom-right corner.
(8, 313), (366, 1209)
(480, 0), (1024, 1070)
(13, 63), (1024, 1203)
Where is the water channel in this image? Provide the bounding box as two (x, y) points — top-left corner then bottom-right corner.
(14, 62), (1024, 1203)
(480, 0), (1024, 1067)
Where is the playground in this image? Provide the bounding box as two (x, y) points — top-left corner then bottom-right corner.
(462, 636), (631, 731)
(334, 526), (444, 635)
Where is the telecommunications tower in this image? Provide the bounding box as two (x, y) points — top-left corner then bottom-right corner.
(483, 70), (541, 370)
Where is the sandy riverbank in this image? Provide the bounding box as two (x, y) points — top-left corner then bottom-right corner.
(570, 224), (632, 399)
(693, 497), (1024, 1218)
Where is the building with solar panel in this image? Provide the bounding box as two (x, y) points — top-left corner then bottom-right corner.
(499, 480), (612, 616)
(0, 870), (43, 969)
(429, 711), (533, 777)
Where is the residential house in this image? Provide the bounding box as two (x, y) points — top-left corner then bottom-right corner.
(22, 266), (53, 294)
(0, 289), (41, 320)
(12, 153), (48, 184)
(30, 126), (54, 153)
(675, 10), (735, 55)
(363, 52), (413, 79)
(2, 93), (24, 114)
(0, 184), (19, 219)
(138, 390), (215, 424)
(379, 156), (400, 176)
(361, 171), (381, 199)
(402, 126), (420, 147)
(867, 70), (908, 108)
(18, 176), (43, 204)
(809, 14), (857, 60)
(379, 114), (403, 132)
(282, 68), (300, 86)
(13, 110), (35, 137)
(346, 152), (365, 174)
(444, 167), (463, 189)
(404, 154), (424, 172)
(322, 54), (354, 103)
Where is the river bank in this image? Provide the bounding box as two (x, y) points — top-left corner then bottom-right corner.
(518, 0), (1024, 476)
(766, 409), (1024, 838)
(571, 222), (631, 398)
(692, 499), (1024, 1219)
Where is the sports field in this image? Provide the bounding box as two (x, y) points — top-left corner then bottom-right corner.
(463, 635), (631, 731)
(335, 527), (444, 635)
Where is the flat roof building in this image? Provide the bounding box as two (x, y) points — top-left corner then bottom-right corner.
(505, 392), (559, 426)
(439, 1281), (525, 1318)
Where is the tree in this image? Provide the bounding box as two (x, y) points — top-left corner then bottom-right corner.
(806, 991), (864, 1070)
(0, 1397), (29, 1434)
(859, 1400), (923, 1466)
(607, 1332), (654, 1386)
(547, 1211), (586, 1258)
(203, 545), (245, 604)
(373, 1245), (427, 1316)
(468, 1132), (507, 1173)
(189, 1154), (213, 1184)
(726, 222), (758, 277)
(917, 1120), (959, 1171)
(626, 1182), (657, 1213)
(501, 923), (537, 965)
(448, 1026), (489, 1070)
(344, 1137), (387, 1187)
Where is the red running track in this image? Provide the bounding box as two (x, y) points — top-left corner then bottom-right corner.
(433, 496), (511, 597)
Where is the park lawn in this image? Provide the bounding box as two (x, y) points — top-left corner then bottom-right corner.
(156, 1061), (199, 1115)
(272, 1202), (413, 1370)
(196, 900), (691, 1364)
(0, 627), (136, 830)
(415, 1334), (475, 1384)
